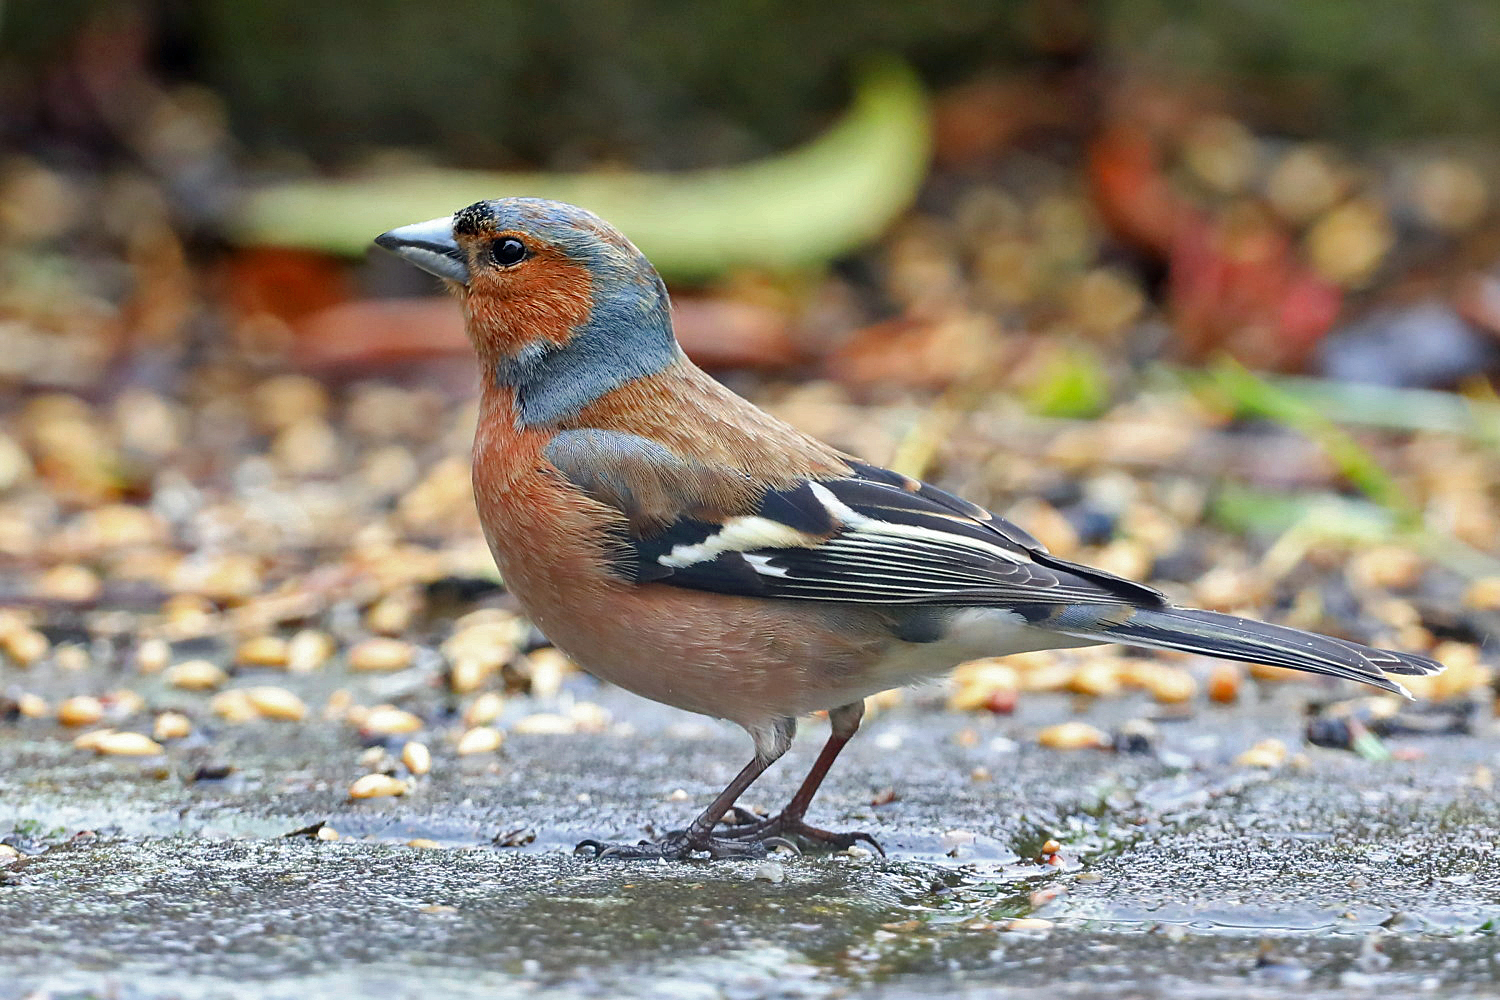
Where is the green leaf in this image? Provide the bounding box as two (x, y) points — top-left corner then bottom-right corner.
(232, 58), (930, 281)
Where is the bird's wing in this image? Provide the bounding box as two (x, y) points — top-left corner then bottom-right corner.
(544, 430), (1165, 609)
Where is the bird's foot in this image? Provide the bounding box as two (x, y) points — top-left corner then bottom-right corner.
(718, 810), (885, 856)
(574, 828), (772, 861)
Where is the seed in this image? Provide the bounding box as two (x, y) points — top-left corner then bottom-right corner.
(166, 659), (227, 691)
(286, 629), (334, 672)
(442, 618), (522, 668)
(1208, 663), (1241, 704)
(236, 636), (289, 668)
(456, 726), (503, 755)
(36, 563), (101, 602)
(1235, 739), (1287, 768)
(365, 591), (417, 635)
(72, 728), (116, 750)
(316, 826), (340, 841)
(17, 693), (47, 718)
(2, 626), (49, 666)
(54, 645), (90, 671)
(92, 731), (165, 756)
(1464, 577), (1500, 611)
(510, 713), (573, 735)
(362, 705), (424, 736)
(1144, 665), (1197, 704)
(349, 773), (408, 798)
(135, 638), (170, 673)
(0, 844), (20, 865)
(348, 637), (414, 672)
(209, 689), (257, 723)
(57, 695), (104, 727)
(322, 688), (353, 721)
(947, 660), (1019, 712)
(448, 657), (491, 694)
(524, 647), (574, 699)
(407, 838), (440, 849)
(1306, 198), (1393, 287)
(1067, 661), (1122, 698)
(569, 701), (610, 732)
(358, 746), (390, 769)
(1037, 721), (1108, 750)
(153, 711), (192, 741)
(463, 692), (504, 728)
(244, 686), (306, 721)
(1248, 663), (1304, 685)
(1348, 545), (1424, 591)
(401, 741), (432, 776)
(1005, 918), (1055, 932)
(106, 688), (145, 717)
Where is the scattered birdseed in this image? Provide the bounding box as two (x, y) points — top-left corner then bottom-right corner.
(401, 741), (432, 776)
(1208, 663), (1242, 703)
(209, 689), (257, 723)
(349, 773), (408, 798)
(348, 637), (415, 672)
(166, 660), (227, 691)
(2, 626), (49, 666)
(71, 728), (116, 750)
(285, 629), (335, 672)
(56, 696), (104, 727)
(244, 686), (307, 721)
(153, 711), (192, 741)
(510, 713), (574, 735)
(407, 839), (440, 849)
(90, 731), (165, 756)
(360, 705), (422, 736)
(523, 647), (575, 699)
(236, 636), (289, 668)
(448, 657), (491, 694)
(1235, 739), (1288, 768)
(456, 726), (503, 755)
(1037, 721), (1108, 750)
(134, 638), (171, 674)
(463, 691), (503, 728)
(1004, 918), (1055, 933)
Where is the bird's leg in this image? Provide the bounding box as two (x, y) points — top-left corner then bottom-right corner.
(720, 701), (884, 855)
(576, 718), (794, 861)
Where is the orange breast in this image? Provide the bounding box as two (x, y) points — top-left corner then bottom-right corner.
(469, 382), (889, 729)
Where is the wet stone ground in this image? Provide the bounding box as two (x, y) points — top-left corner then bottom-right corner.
(4, 679), (1500, 1000)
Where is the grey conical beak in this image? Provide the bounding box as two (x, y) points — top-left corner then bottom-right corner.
(373, 216), (468, 283)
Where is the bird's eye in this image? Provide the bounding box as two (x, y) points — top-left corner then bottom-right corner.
(490, 237), (527, 267)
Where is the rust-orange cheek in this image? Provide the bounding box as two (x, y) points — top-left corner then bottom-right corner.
(465, 252), (595, 360)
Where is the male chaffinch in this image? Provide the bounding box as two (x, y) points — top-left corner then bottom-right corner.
(376, 198), (1443, 860)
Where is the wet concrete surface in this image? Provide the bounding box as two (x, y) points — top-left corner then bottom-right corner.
(3, 680), (1500, 999)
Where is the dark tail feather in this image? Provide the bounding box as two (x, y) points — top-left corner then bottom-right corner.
(1062, 607), (1444, 698)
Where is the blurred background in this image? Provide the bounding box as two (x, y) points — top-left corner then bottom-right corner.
(1, 0), (1498, 726)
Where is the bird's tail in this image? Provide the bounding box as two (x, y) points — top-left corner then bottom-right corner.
(1059, 607), (1444, 698)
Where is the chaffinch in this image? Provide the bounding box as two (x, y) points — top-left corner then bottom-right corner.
(376, 198), (1443, 860)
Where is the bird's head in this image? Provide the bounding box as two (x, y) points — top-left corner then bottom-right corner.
(375, 198), (680, 425)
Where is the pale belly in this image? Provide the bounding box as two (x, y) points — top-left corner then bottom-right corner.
(491, 517), (1092, 727)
